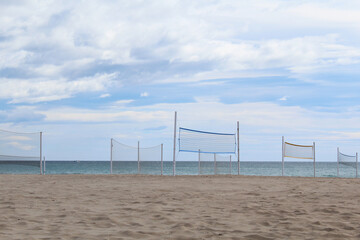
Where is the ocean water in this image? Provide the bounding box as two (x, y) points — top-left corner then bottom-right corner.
(0, 161), (358, 178)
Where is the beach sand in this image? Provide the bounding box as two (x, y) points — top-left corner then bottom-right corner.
(0, 175), (360, 239)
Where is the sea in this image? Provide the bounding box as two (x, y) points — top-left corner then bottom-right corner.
(0, 161), (358, 178)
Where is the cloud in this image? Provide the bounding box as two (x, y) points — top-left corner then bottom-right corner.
(279, 96), (287, 101)
(140, 92), (149, 97)
(144, 126), (167, 131)
(99, 93), (111, 98)
(0, 106), (45, 123)
(7, 141), (35, 151)
(0, 73), (117, 103)
(0, 0), (360, 100)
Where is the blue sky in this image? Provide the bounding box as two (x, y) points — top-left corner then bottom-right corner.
(1, 0), (360, 161)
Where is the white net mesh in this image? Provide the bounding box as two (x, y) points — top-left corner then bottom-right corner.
(139, 145), (162, 175)
(111, 140), (139, 174)
(338, 152), (357, 169)
(284, 142), (314, 159)
(0, 129), (41, 167)
(179, 127), (236, 154)
(198, 153), (232, 175)
(111, 139), (162, 174)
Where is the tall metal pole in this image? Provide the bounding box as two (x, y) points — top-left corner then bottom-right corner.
(110, 138), (113, 174)
(40, 132), (42, 175)
(282, 136), (284, 176)
(313, 142), (316, 178)
(230, 155), (232, 175)
(356, 152), (358, 178)
(198, 149), (201, 175)
(161, 144), (163, 176)
(137, 141), (140, 174)
(214, 153), (216, 175)
(173, 111), (177, 176)
(337, 147), (339, 177)
(237, 121), (240, 175)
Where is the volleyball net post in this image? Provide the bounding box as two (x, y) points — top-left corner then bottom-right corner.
(173, 111), (177, 176)
(230, 155), (232, 175)
(313, 142), (316, 177)
(214, 153), (216, 175)
(237, 121), (240, 175)
(337, 147), (339, 177)
(161, 144), (163, 176)
(198, 149), (201, 175)
(282, 136), (285, 176)
(137, 141), (140, 174)
(356, 152), (358, 178)
(40, 132), (42, 175)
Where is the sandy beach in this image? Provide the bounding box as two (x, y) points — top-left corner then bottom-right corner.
(0, 175), (360, 239)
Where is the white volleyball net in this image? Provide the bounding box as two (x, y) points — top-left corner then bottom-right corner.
(138, 145), (162, 175)
(0, 129), (42, 174)
(179, 127), (236, 154)
(198, 152), (232, 175)
(177, 127), (236, 175)
(338, 152), (357, 169)
(111, 139), (163, 175)
(284, 142), (314, 159)
(282, 138), (315, 177)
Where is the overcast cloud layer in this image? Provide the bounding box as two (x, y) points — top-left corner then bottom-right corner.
(1, 0), (360, 161)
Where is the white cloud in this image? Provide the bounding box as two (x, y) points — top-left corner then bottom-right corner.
(99, 93), (111, 98)
(140, 92), (149, 97)
(0, 0), (360, 93)
(279, 96), (287, 101)
(7, 141), (35, 151)
(32, 99), (360, 136)
(112, 99), (134, 106)
(0, 73), (117, 103)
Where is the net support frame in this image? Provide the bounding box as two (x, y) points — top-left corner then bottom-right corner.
(282, 136), (284, 176)
(237, 121), (240, 175)
(110, 138), (113, 174)
(161, 144), (163, 176)
(40, 132), (42, 175)
(337, 147), (339, 177)
(43, 156), (46, 175)
(214, 153), (216, 175)
(230, 155), (232, 175)
(173, 111), (177, 176)
(313, 142), (316, 178)
(137, 141), (140, 174)
(357, 152), (358, 178)
(198, 149), (200, 175)
(282, 136), (315, 177)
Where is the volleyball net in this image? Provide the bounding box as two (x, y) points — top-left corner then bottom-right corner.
(110, 139), (163, 175)
(337, 148), (358, 178)
(179, 127), (236, 154)
(0, 129), (42, 174)
(197, 152), (233, 175)
(177, 127), (236, 175)
(282, 136), (315, 177)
